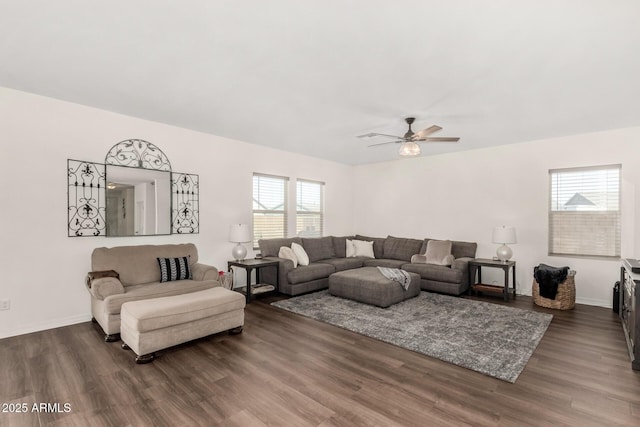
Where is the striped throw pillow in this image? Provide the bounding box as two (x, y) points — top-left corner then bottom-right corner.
(157, 256), (192, 282)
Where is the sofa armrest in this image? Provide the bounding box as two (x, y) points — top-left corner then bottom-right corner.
(451, 257), (474, 288)
(261, 256), (295, 288)
(87, 277), (125, 300)
(411, 254), (427, 264)
(192, 263), (220, 282)
(451, 257), (473, 271)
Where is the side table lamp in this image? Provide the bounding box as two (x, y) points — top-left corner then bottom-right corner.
(492, 225), (517, 262)
(229, 224), (251, 261)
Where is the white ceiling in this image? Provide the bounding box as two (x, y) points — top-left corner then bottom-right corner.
(1, 1), (639, 165)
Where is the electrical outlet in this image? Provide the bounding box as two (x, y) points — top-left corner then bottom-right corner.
(0, 299), (10, 311)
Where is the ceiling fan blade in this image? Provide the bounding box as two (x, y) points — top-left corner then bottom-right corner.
(413, 125), (442, 139)
(368, 140), (399, 147)
(357, 132), (403, 139)
(423, 136), (460, 142)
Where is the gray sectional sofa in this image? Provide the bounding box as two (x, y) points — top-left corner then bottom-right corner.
(258, 235), (477, 296)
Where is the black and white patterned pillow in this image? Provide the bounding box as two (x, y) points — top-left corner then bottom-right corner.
(157, 256), (192, 283)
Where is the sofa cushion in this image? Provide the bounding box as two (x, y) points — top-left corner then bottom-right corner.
(103, 279), (218, 315)
(258, 237), (303, 257)
(317, 257), (365, 272)
(92, 244), (199, 286)
(362, 258), (407, 269)
(383, 236), (424, 261)
(287, 263), (335, 285)
(157, 256), (192, 282)
(420, 239), (478, 259)
(402, 263), (463, 284)
(302, 237), (336, 262)
(332, 235), (355, 258)
(451, 241), (478, 259)
(355, 235), (386, 259)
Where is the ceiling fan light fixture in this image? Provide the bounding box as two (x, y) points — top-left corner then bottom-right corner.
(398, 141), (421, 157)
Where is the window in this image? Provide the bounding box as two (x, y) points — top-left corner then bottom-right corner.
(296, 179), (324, 238)
(549, 164), (621, 258)
(252, 173), (288, 248)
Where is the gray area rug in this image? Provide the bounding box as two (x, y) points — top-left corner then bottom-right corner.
(272, 291), (552, 382)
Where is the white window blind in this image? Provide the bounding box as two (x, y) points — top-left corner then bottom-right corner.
(549, 164), (621, 258)
(253, 173), (288, 248)
(296, 179), (324, 238)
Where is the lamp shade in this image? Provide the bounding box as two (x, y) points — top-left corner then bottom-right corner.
(229, 224), (251, 243)
(492, 226), (517, 244)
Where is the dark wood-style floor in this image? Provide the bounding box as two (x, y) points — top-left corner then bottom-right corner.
(1, 294), (639, 427)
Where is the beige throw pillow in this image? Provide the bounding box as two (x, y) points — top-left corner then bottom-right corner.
(425, 240), (454, 266)
(291, 242), (309, 266)
(278, 246), (298, 268)
(352, 240), (375, 258)
(345, 239), (356, 257)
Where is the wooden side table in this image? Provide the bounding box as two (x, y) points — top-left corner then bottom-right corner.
(469, 258), (516, 302)
(227, 259), (279, 303)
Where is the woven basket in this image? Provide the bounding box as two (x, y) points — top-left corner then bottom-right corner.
(532, 271), (576, 310)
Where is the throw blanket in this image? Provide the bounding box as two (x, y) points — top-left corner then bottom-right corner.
(377, 267), (412, 290)
(534, 264), (569, 300)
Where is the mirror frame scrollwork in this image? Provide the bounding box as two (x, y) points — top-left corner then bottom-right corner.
(105, 139), (172, 171)
(67, 160), (106, 236)
(67, 139), (199, 237)
(172, 173), (200, 234)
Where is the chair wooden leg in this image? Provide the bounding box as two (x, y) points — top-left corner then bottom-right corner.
(121, 342), (131, 350)
(229, 326), (243, 335)
(135, 353), (155, 364)
(104, 333), (120, 342)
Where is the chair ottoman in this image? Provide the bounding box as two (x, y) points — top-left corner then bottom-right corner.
(328, 266), (420, 308)
(120, 287), (245, 363)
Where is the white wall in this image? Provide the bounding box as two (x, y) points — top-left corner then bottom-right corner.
(352, 128), (640, 307)
(2, 85), (637, 339)
(0, 87), (353, 338)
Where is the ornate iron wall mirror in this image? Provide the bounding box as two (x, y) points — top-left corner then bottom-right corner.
(67, 139), (199, 237)
(105, 165), (172, 236)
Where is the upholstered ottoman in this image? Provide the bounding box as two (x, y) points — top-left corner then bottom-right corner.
(329, 267), (420, 308)
(120, 287), (245, 363)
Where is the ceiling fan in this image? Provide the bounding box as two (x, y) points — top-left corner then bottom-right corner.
(357, 117), (460, 156)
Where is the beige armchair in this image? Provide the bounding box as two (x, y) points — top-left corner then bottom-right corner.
(87, 243), (220, 341)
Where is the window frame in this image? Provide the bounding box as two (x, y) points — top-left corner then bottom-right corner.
(295, 178), (325, 238)
(252, 173), (289, 249)
(548, 164), (621, 259)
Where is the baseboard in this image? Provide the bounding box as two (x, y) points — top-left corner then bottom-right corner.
(0, 313), (92, 339)
(575, 297), (611, 308)
(517, 290), (611, 309)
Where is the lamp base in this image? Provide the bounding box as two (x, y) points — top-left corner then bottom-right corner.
(232, 243), (247, 261)
(496, 244), (513, 262)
